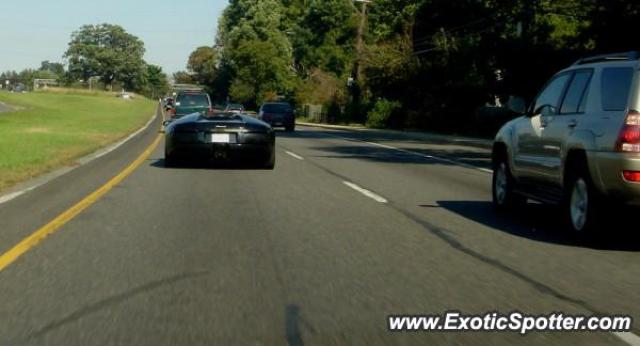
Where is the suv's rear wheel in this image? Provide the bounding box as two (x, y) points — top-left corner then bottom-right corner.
(492, 155), (526, 211)
(564, 170), (600, 234)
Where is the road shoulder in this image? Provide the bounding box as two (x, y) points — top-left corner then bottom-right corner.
(0, 107), (163, 256)
(0, 110), (158, 205)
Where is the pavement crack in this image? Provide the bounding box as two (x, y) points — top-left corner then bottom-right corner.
(390, 205), (607, 316)
(26, 271), (208, 341)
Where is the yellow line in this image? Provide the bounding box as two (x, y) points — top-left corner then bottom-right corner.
(0, 134), (163, 272)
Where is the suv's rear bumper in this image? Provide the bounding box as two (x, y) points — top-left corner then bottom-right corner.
(590, 151), (640, 205)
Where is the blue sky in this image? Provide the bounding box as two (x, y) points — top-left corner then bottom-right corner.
(0, 0), (227, 74)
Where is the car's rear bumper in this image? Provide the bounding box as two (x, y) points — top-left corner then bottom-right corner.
(261, 117), (295, 128)
(590, 151), (640, 205)
(166, 142), (273, 163)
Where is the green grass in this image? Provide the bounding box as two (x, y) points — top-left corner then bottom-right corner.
(0, 89), (156, 192)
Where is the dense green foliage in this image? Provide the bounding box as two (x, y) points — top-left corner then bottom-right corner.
(143, 65), (170, 99)
(191, 0), (640, 133)
(188, 47), (218, 87)
(366, 98), (402, 128)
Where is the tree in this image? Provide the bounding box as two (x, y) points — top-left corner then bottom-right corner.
(583, 0), (640, 52)
(368, 0), (422, 41)
(215, 0), (296, 105)
(0, 71), (19, 86)
(64, 24), (147, 91)
(187, 46), (218, 87)
(292, 0), (357, 77)
(228, 40), (295, 106)
(173, 71), (195, 84)
(206, 0), (635, 133)
(39, 61), (65, 77)
(13, 69), (58, 90)
(144, 65), (169, 99)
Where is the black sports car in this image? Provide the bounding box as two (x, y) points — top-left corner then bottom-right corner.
(164, 111), (275, 169)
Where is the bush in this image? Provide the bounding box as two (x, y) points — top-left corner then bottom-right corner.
(366, 98), (402, 128)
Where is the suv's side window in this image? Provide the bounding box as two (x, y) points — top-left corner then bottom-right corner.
(560, 70), (593, 114)
(533, 73), (571, 116)
(601, 67), (634, 111)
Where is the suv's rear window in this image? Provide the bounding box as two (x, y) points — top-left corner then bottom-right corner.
(177, 94), (210, 107)
(601, 67), (634, 111)
(262, 104), (292, 113)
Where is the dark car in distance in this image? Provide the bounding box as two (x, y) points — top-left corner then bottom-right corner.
(164, 111), (275, 169)
(225, 103), (245, 114)
(259, 102), (295, 131)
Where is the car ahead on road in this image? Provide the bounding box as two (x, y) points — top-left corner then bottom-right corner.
(164, 111), (275, 169)
(492, 51), (640, 234)
(163, 97), (175, 111)
(168, 91), (212, 120)
(259, 102), (295, 131)
(225, 103), (245, 114)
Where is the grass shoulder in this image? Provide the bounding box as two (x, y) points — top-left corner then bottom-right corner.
(0, 88), (155, 193)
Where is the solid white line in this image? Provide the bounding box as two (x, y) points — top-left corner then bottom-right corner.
(613, 332), (640, 346)
(285, 151), (304, 160)
(324, 133), (494, 174)
(0, 187), (37, 205)
(0, 113), (157, 206)
(78, 113), (157, 164)
(343, 181), (388, 203)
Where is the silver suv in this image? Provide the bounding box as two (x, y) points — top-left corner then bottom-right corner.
(492, 52), (640, 233)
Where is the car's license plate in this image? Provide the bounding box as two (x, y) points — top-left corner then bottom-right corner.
(209, 133), (230, 143)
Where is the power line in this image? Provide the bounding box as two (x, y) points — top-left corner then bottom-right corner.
(413, 26), (496, 56)
(412, 17), (491, 45)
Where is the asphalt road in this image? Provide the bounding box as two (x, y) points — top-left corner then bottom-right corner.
(1, 108), (639, 345)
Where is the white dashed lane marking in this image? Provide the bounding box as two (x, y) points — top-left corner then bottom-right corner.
(343, 181), (388, 204)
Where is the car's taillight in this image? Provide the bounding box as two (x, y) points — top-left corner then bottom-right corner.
(616, 110), (640, 153)
(623, 171), (640, 182)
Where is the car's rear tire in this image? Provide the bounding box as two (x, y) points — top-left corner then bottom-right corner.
(285, 124), (295, 132)
(492, 154), (526, 211)
(563, 167), (601, 235)
(164, 151), (176, 168)
(263, 150), (275, 170)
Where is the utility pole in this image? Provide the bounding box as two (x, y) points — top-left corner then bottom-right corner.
(352, 0), (371, 121)
(354, 0), (370, 87)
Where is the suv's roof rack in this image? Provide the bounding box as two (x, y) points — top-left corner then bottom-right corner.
(573, 51), (640, 65)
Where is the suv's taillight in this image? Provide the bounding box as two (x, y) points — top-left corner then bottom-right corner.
(623, 171), (640, 182)
(616, 110), (640, 152)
